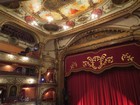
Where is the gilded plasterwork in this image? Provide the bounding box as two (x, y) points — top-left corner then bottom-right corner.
(69, 28), (126, 47)
(83, 54), (113, 69)
(121, 53), (134, 62)
(70, 62), (78, 69)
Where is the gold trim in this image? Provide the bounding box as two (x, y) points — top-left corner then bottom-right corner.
(65, 63), (140, 77)
(82, 54), (113, 70)
(121, 53), (134, 62)
(70, 62), (78, 70)
(65, 43), (140, 58)
(68, 32), (130, 52)
(64, 43), (140, 76)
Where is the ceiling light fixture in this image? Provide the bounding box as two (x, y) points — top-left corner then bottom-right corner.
(91, 9), (102, 20)
(46, 16), (54, 23)
(30, 20), (38, 26)
(32, 3), (41, 13)
(63, 25), (69, 30)
(7, 54), (15, 59)
(25, 16), (38, 26)
(91, 14), (98, 20)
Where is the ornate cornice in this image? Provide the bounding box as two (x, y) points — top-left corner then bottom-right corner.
(66, 28), (133, 53)
(58, 25), (140, 62)
(54, 0), (140, 38)
(69, 27), (127, 47)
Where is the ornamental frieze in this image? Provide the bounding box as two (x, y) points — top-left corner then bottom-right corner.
(0, 76), (37, 84)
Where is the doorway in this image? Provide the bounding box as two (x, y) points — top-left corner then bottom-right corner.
(0, 88), (6, 103)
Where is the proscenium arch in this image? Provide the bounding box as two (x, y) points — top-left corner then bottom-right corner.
(57, 27), (140, 105)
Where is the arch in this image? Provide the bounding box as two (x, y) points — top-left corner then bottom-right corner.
(57, 27), (140, 105)
(41, 88), (56, 102)
(9, 85), (17, 97)
(0, 22), (37, 44)
(68, 27), (128, 48)
(0, 87), (6, 103)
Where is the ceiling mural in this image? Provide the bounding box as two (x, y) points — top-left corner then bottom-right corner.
(0, 0), (137, 35)
(59, 0), (90, 17)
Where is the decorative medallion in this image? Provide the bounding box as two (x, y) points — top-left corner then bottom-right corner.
(76, 14), (90, 23)
(24, 16), (35, 23)
(66, 20), (75, 27)
(43, 23), (61, 32)
(83, 54), (113, 70)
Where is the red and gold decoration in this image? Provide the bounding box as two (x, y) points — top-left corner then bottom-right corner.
(91, 8), (102, 19)
(66, 20), (75, 27)
(24, 16), (35, 23)
(91, 8), (102, 16)
(65, 43), (140, 76)
(83, 54), (113, 70)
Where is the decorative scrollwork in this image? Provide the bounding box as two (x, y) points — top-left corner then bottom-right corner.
(83, 54), (113, 70)
(70, 62), (78, 70)
(121, 53), (134, 62)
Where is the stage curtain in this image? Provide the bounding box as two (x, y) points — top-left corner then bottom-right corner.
(66, 66), (140, 105)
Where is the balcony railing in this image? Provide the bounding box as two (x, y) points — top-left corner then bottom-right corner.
(0, 52), (40, 66)
(0, 75), (37, 84)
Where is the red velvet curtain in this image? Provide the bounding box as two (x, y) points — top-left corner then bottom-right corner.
(66, 66), (140, 105)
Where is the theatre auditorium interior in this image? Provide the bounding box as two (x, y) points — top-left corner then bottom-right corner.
(0, 0), (140, 105)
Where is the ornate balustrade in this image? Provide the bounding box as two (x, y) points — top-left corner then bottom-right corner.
(0, 52), (40, 66)
(0, 75), (37, 84)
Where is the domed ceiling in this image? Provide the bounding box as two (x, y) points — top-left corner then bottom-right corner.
(0, 0), (137, 36)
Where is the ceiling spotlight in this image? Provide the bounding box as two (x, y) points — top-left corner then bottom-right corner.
(32, 3), (41, 13)
(30, 21), (38, 26)
(63, 25), (69, 30)
(91, 9), (102, 20)
(25, 16), (38, 26)
(91, 14), (98, 20)
(46, 16), (54, 23)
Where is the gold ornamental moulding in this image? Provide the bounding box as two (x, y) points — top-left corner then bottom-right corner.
(82, 54), (113, 70)
(121, 53), (134, 62)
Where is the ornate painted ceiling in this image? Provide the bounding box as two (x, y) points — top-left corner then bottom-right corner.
(0, 0), (139, 37)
